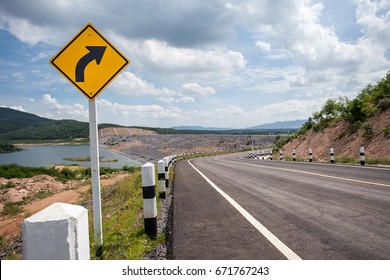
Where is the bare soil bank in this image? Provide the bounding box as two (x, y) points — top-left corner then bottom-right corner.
(100, 133), (277, 163)
(283, 109), (390, 162)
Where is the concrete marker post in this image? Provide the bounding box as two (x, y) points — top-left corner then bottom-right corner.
(164, 157), (169, 189)
(141, 162), (157, 238)
(308, 148), (313, 162)
(292, 149), (296, 161)
(330, 148), (335, 163)
(279, 150), (283, 160)
(157, 159), (166, 199)
(270, 149), (273, 160)
(22, 202), (90, 260)
(360, 147), (365, 166)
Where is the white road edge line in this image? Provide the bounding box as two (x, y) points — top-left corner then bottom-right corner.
(188, 159), (302, 260)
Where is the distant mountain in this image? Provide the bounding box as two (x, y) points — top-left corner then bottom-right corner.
(171, 126), (233, 131)
(0, 107), (50, 134)
(171, 120), (306, 131)
(247, 120), (306, 130)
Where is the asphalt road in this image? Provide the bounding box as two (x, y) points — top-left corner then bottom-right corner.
(169, 152), (390, 260)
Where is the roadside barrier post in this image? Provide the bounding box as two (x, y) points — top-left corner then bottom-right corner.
(360, 147), (365, 166)
(293, 149), (296, 161)
(279, 150), (283, 160)
(141, 162), (157, 238)
(22, 202), (90, 260)
(269, 150), (273, 160)
(261, 150), (265, 160)
(157, 160), (166, 199)
(330, 148), (335, 163)
(164, 157), (169, 188)
(308, 148), (313, 162)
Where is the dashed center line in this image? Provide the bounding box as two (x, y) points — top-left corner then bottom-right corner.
(188, 160), (302, 260)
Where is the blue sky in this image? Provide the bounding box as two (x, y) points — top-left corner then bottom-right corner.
(1, 0), (389, 128)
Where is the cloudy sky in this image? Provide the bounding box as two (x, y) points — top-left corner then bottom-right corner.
(1, 0), (389, 128)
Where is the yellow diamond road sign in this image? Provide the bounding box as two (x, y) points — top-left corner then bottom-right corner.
(50, 23), (129, 100)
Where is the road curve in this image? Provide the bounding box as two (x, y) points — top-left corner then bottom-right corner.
(170, 152), (390, 259)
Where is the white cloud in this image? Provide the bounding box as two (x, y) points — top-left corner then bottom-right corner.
(355, 0), (390, 47)
(113, 36), (247, 78)
(42, 94), (87, 120)
(180, 83), (216, 96)
(112, 71), (176, 97)
(255, 40), (271, 52)
(250, 99), (325, 125)
(1, 105), (26, 112)
(113, 72), (215, 104)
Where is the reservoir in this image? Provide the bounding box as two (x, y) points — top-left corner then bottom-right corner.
(0, 145), (141, 168)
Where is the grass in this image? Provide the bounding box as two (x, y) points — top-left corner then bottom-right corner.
(0, 163), (162, 260)
(88, 167), (166, 260)
(1, 202), (23, 216)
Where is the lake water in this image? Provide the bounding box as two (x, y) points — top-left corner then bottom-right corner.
(0, 145), (141, 168)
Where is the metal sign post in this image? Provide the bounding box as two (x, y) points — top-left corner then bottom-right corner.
(50, 23), (130, 250)
(89, 100), (102, 246)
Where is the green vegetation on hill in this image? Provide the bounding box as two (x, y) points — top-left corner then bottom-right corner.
(0, 164), (138, 183)
(3, 119), (89, 141)
(276, 70), (390, 149)
(0, 107), (49, 135)
(0, 108), (132, 143)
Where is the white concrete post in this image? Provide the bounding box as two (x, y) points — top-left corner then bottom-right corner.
(22, 202), (90, 260)
(279, 150), (283, 160)
(269, 149), (273, 160)
(261, 150), (265, 160)
(308, 148), (313, 162)
(141, 162), (157, 238)
(292, 149), (296, 161)
(360, 147), (365, 166)
(157, 159), (166, 199)
(330, 148), (335, 163)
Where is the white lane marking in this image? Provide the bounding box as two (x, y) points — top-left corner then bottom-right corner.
(188, 160), (302, 260)
(219, 158), (390, 188)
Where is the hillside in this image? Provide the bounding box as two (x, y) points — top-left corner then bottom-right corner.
(0, 108), (49, 135)
(282, 109), (390, 162)
(280, 71), (390, 163)
(0, 108), (131, 142)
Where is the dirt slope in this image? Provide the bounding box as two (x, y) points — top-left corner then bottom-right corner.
(283, 109), (390, 162)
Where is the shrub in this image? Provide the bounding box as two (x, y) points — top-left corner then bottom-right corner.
(2, 202), (22, 216)
(383, 126), (390, 138)
(377, 98), (390, 111)
(363, 123), (374, 139)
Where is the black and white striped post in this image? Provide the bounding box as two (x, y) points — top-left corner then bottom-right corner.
(261, 150), (265, 160)
(292, 149), (296, 161)
(330, 148), (335, 163)
(360, 147), (365, 166)
(279, 150), (283, 160)
(157, 159), (166, 199)
(141, 162), (157, 238)
(164, 157), (169, 189)
(308, 148), (313, 162)
(269, 149), (273, 160)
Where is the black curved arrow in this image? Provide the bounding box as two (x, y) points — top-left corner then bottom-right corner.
(75, 46), (107, 82)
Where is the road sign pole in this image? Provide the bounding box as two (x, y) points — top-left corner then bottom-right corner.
(89, 100), (103, 247)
